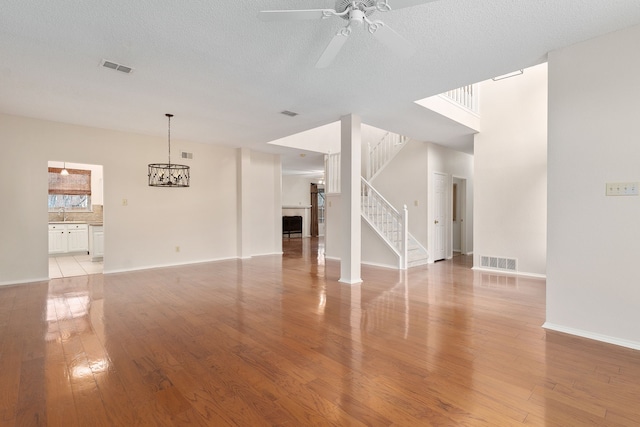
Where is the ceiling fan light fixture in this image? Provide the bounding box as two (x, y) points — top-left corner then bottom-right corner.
(259, 0), (428, 68)
(60, 162), (69, 176)
(349, 9), (365, 25)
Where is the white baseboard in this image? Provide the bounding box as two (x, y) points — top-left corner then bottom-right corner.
(104, 256), (239, 275)
(542, 322), (640, 351)
(338, 278), (362, 285)
(105, 252), (288, 275)
(361, 260), (399, 270)
(250, 251), (284, 257)
(0, 276), (50, 287)
(471, 266), (546, 279)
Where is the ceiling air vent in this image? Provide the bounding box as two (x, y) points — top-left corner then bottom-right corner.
(101, 59), (134, 74)
(280, 110), (299, 117)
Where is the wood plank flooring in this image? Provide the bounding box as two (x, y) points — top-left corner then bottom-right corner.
(1, 237), (640, 426)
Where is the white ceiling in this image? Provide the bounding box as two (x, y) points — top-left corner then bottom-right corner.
(2, 0), (640, 167)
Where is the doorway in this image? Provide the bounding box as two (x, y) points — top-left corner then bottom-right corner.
(452, 177), (467, 256)
(310, 183), (325, 237)
(48, 161), (104, 278)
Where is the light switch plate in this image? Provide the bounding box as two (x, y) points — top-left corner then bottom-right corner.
(606, 182), (639, 196)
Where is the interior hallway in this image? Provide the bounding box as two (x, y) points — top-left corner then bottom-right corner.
(1, 237), (639, 425)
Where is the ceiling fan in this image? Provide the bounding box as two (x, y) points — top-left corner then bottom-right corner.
(258, 0), (436, 68)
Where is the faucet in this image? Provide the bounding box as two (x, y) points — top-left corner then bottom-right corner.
(58, 207), (67, 222)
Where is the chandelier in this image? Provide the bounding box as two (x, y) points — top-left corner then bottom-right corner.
(148, 113), (190, 187)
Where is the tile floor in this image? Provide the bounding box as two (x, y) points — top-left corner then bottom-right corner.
(49, 254), (103, 278)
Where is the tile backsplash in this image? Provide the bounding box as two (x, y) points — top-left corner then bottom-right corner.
(48, 204), (103, 224)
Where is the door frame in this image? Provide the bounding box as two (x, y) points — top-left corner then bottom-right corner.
(451, 176), (467, 255)
(431, 171), (448, 262)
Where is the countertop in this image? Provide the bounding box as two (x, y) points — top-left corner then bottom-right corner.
(48, 221), (103, 226)
(49, 221), (103, 227)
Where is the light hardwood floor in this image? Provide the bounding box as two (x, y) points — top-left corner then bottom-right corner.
(1, 238), (639, 426)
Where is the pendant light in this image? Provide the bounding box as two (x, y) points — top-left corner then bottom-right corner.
(148, 113), (190, 187)
(60, 162), (69, 176)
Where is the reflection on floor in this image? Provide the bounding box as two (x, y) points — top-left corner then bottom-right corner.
(49, 254), (103, 278)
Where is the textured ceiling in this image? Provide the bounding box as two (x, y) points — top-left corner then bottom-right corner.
(1, 0), (640, 162)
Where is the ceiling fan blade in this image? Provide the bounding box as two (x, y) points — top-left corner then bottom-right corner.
(258, 9), (334, 21)
(382, 0), (439, 10)
(372, 23), (415, 59)
(315, 31), (350, 68)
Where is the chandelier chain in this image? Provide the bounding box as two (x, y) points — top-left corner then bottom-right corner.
(166, 113), (173, 166)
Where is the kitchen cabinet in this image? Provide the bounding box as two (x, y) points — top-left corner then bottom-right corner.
(48, 224), (66, 254)
(89, 225), (104, 261)
(48, 223), (88, 254)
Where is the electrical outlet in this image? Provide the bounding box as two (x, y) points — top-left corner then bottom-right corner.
(606, 182), (639, 196)
(122, 198), (128, 206)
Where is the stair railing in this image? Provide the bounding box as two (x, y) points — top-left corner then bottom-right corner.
(361, 177), (408, 269)
(367, 132), (409, 180)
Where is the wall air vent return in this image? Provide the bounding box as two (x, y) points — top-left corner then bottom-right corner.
(480, 255), (517, 273)
(181, 151), (193, 160)
(280, 110), (299, 117)
(101, 59), (134, 74)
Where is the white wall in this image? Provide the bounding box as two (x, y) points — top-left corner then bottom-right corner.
(546, 24), (640, 348)
(250, 151), (282, 257)
(373, 139), (429, 248)
(0, 113), (281, 285)
(473, 63), (547, 277)
(324, 194), (341, 259)
(282, 175), (315, 207)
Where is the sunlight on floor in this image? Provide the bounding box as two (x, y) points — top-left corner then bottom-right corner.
(49, 254), (103, 278)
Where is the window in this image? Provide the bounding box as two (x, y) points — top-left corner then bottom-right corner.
(48, 167), (92, 212)
(318, 186), (325, 224)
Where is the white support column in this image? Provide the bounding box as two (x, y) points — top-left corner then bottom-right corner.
(237, 148), (251, 259)
(339, 114), (362, 285)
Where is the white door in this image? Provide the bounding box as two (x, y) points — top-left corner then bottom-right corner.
(433, 172), (447, 261)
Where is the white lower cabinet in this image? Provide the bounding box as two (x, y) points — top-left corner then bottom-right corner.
(48, 223), (88, 254)
(48, 224), (66, 254)
(89, 225), (104, 261)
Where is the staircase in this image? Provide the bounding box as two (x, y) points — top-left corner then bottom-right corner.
(360, 178), (407, 268)
(327, 131), (429, 269)
(366, 132), (408, 180)
(407, 235), (429, 268)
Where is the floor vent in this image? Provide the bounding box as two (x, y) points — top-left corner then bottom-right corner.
(480, 255), (517, 273)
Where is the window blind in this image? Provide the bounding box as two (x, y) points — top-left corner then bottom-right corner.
(48, 168), (92, 195)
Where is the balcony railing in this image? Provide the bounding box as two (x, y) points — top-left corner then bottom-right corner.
(443, 84), (479, 113)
